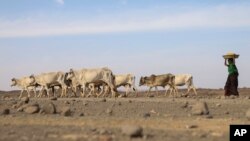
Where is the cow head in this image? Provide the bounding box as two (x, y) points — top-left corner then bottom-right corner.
(11, 78), (17, 87)
(66, 69), (75, 80)
(29, 74), (36, 85)
(139, 77), (145, 86)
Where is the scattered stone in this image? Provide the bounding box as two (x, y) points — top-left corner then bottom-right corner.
(181, 101), (189, 108)
(1, 109), (10, 115)
(128, 100), (132, 103)
(246, 109), (250, 120)
(205, 115), (213, 119)
(148, 95), (154, 98)
(121, 125), (143, 138)
(106, 108), (112, 115)
(101, 98), (107, 102)
(118, 102), (122, 106)
(21, 97), (29, 103)
(191, 102), (209, 115)
(216, 103), (221, 107)
(83, 102), (88, 106)
(99, 129), (109, 135)
(50, 97), (57, 101)
(186, 125), (198, 129)
(40, 103), (56, 114)
(143, 113), (151, 118)
(24, 105), (39, 114)
(98, 135), (113, 141)
(245, 96), (250, 99)
(79, 113), (84, 117)
(224, 111), (230, 115)
(150, 109), (157, 114)
(64, 101), (70, 105)
(61, 107), (71, 117)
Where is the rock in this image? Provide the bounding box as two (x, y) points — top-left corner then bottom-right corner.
(128, 100), (132, 103)
(79, 113), (84, 117)
(50, 97), (57, 101)
(246, 109), (250, 120)
(21, 97), (29, 103)
(24, 106), (39, 114)
(181, 102), (189, 108)
(216, 103), (221, 107)
(101, 98), (107, 102)
(229, 95), (238, 99)
(186, 125), (198, 129)
(64, 101), (70, 105)
(245, 96), (250, 99)
(224, 111), (230, 115)
(143, 113), (151, 118)
(121, 125), (143, 138)
(40, 103), (56, 114)
(148, 94), (154, 98)
(106, 108), (112, 115)
(83, 102), (88, 106)
(118, 102), (122, 106)
(191, 102), (209, 115)
(61, 107), (71, 117)
(98, 135), (113, 141)
(1, 109), (10, 115)
(205, 115), (213, 119)
(99, 129), (109, 135)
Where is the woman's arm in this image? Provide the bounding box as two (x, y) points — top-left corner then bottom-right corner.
(224, 59), (229, 66)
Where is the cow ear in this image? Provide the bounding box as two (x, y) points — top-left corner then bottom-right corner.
(11, 78), (15, 81)
(30, 74), (34, 78)
(70, 68), (73, 73)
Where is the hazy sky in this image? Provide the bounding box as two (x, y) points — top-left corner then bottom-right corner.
(1, 0), (250, 90)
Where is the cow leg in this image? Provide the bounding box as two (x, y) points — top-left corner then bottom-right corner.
(125, 84), (130, 97)
(147, 87), (152, 97)
(164, 86), (169, 96)
(80, 86), (86, 98)
(19, 90), (24, 99)
(192, 86), (197, 95)
(33, 87), (37, 98)
(155, 87), (159, 96)
(38, 87), (44, 98)
(27, 88), (31, 98)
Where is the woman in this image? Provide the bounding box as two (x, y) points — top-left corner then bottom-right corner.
(224, 58), (239, 96)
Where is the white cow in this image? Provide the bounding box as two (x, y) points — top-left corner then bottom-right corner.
(88, 74), (137, 97)
(114, 74), (137, 97)
(66, 67), (117, 97)
(169, 74), (197, 95)
(29, 72), (69, 98)
(11, 77), (39, 98)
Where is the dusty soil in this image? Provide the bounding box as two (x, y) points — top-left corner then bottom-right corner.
(0, 88), (250, 141)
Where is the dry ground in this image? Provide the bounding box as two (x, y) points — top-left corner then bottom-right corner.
(0, 88), (250, 141)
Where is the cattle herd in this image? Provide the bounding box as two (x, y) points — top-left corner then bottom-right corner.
(11, 67), (197, 98)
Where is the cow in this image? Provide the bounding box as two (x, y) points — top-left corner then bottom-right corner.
(29, 72), (69, 98)
(139, 73), (177, 97)
(66, 67), (117, 98)
(114, 74), (137, 97)
(11, 77), (39, 98)
(88, 74), (137, 98)
(170, 74), (197, 95)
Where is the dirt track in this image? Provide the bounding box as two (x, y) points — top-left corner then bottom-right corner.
(1, 89), (250, 141)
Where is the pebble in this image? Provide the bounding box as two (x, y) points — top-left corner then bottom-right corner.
(1, 109), (10, 115)
(143, 113), (151, 118)
(21, 97), (29, 103)
(24, 105), (39, 114)
(246, 109), (250, 120)
(101, 98), (107, 102)
(50, 97), (57, 101)
(61, 107), (71, 117)
(40, 103), (56, 114)
(191, 102), (210, 115)
(121, 125), (143, 138)
(186, 125), (198, 129)
(106, 108), (112, 115)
